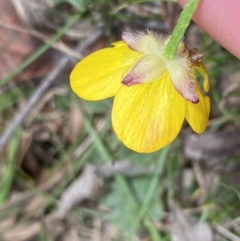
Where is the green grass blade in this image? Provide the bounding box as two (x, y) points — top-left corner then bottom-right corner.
(0, 130), (20, 203)
(128, 146), (170, 241)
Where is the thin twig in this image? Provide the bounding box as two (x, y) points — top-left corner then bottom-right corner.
(0, 28), (104, 152)
(224, 216), (240, 233)
(215, 225), (240, 241)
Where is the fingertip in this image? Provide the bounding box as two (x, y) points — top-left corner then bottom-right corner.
(177, 0), (240, 58)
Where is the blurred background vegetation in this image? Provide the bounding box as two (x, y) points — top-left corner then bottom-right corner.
(0, 0), (240, 240)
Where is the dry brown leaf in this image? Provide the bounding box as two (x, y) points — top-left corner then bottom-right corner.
(82, 36), (108, 56)
(1, 221), (42, 241)
(96, 160), (153, 178)
(183, 128), (240, 192)
(161, 2), (181, 31)
(0, 216), (16, 232)
(219, 71), (240, 112)
(17, 131), (41, 177)
(183, 128), (240, 167)
(62, 228), (81, 241)
(171, 205), (213, 241)
(10, 0), (54, 27)
(62, 105), (83, 142)
(0, 0), (58, 82)
(1, 215), (63, 241)
(24, 195), (46, 216)
(55, 164), (104, 218)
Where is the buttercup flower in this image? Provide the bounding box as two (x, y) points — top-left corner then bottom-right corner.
(70, 32), (210, 153)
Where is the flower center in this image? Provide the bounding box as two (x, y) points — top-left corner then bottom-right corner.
(121, 32), (200, 104)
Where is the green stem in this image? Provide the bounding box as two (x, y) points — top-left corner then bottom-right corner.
(162, 0), (200, 60)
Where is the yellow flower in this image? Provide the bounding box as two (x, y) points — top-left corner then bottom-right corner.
(70, 32), (210, 153)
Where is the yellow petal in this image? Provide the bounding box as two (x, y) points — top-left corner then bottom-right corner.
(186, 83), (210, 133)
(112, 40), (127, 47)
(70, 43), (143, 100)
(112, 76), (186, 153)
(196, 63), (209, 92)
